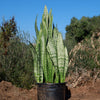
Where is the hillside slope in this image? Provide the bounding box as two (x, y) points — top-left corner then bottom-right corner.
(67, 33), (100, 87)
(0, 80), (100, 100)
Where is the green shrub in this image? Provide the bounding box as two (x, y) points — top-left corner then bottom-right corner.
(0, 17), (35, 89)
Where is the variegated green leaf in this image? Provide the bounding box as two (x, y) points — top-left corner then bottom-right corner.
(57, 33), (65, 82)
(47, 38), (57, 66)
(64, 47), (68, 79)
(35, 16), (39, 38)
(41, 35), (48, 82)
(43, 5), (48, 27)
(48, 9), (53, 38)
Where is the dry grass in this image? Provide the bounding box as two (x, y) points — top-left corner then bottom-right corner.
(67, 32), (100, 87)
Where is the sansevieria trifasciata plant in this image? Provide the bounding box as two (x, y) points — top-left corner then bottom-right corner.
(31, 6), (68, 83)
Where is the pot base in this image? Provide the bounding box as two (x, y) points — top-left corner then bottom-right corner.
(37, 83), (66, 100)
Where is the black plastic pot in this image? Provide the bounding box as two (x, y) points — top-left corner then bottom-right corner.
(37, 83), (66, 100)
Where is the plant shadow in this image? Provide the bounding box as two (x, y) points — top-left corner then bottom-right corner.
(65, 86), (71, 100)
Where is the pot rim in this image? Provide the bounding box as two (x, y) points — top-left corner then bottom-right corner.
(36, 82), (67, 85)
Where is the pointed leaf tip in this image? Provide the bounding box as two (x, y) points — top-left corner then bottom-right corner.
(45, 5), (47, 9)
(44, 5), (48, 13)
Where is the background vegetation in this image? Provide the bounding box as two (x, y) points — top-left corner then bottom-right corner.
(64, 16), (100, 52)
(0, 15), (100, 89)
(0, 17), (35, 89)
(64, 16), (100, 86)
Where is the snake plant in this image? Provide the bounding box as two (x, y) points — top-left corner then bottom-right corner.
(31, 6), (68, 83)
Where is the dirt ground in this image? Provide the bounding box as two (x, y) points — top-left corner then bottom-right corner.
(0, 80), (100, 100)
(68, 79), (100, 100)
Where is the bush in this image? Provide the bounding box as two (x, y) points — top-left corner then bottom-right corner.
(68, 33), (100, 75)
(65, 16), (100, 53)
(0, 17), (35, 89)
(0, 36), (35, 89)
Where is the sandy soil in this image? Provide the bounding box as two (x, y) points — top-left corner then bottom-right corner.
(69, 79), (100, 100)
(0, 80), (100, 100)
